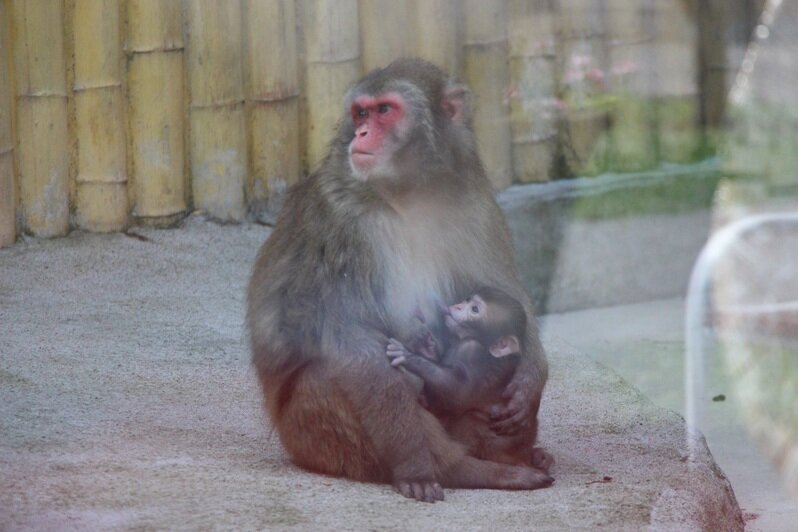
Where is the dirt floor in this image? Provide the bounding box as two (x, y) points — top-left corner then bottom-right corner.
(0, 217), (742, 530)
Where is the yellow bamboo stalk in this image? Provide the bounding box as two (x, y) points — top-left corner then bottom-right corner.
(697, 0), (726, 143)
(411, 0), (460, 74)
(463, 0), (513, 188)
(556, 0), (611, 176)
(507, 0), (557, 183)
(73, 0), (128, 232)
(11, 0), (69, 237)
(359, 0), (410, 72)
(185, 1), (246, 222)
(302, 0), (360, 169)
(605, 0), (657, 172)
(651, 1), (700, 163)
(244, 0), (300, 220)
(127, 0), (186, 224)
(0, 1), (15, 247)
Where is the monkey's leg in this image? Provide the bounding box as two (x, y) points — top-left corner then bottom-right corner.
(418, 408), (553, 491)
(261, 359), (457, 502)
(261, 362), (385, 482)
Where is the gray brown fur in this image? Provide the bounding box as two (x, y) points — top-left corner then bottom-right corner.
(247, 58), (550, 501)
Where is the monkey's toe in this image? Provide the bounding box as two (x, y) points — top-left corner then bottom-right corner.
(394, 480), (444, 502)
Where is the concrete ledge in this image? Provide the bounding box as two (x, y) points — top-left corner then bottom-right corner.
(0, 219), (742, 530)
(499, 162), (718, 314)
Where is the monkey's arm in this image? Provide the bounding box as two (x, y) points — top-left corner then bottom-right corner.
(387, 339), (475, 414)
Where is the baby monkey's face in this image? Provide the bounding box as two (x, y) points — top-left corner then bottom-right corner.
(444, 294), (487, 337)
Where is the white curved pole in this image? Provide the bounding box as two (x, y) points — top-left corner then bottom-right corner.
(684, 212), (798, 459)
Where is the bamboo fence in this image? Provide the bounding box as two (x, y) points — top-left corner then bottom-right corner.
(301, 0), (360, 169)
(0, 0), (743, 247)
(359, 0), (411, 73)
(556, 0), (611, 176)
(0, 0), (14, 246)
(605, 0), (658, 172)
(463, 0), (513, 189)
(508, 0), (558, 183)
(412, 0), (461, 75)
(650, 0), (701, 163)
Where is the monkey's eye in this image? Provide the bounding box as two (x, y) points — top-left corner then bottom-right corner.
(471, 305), (479, 314)
(377, 103), (391, 114)
(356, 108), (368, 119)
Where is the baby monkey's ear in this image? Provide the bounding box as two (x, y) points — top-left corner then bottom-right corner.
(488, 335), (521, 358)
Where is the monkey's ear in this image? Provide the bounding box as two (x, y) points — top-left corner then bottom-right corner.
(442, 81), (470, 125)
(489, 335), (521, 358)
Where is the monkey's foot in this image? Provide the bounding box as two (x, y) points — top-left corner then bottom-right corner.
(393, 479), (445, 503)
(530, 447), (555, 473)
(507, 467), (554, 490)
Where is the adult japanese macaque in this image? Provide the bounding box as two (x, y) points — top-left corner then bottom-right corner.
(247, 58), (549, 502)
(386, 288), (554, 472)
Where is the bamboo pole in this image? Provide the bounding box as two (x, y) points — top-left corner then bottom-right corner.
(126, 0), (186, 225)
(604, 0), (658, 172)
(301, 0), (360, 169)
(0, 1), (15, 247)
(412, 0), (460, 75)
(185, 1), (246, 222)
(463, 0), (513, 188)
(556, 0), (611, 176)
(651, 0), (700, 163)
(697, 0), (727, 151)
(73, 0), (128, 232)
(10, 0), (69, 237)
(359, 0), (410, 72)
(507, 0), (557, 183)
(244, 0), (300, 221)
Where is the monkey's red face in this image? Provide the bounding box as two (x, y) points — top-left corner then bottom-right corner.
(348, 92), (408, 178)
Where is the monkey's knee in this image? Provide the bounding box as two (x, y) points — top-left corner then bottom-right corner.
(270, 368), (385, 482)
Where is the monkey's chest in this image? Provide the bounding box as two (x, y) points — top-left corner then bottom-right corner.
(378, 219), (461, 334)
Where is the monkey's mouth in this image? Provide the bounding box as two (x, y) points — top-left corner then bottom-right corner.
(350, 151), (376, 170)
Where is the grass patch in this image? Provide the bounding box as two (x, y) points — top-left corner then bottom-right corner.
(568, 162), (724, 220)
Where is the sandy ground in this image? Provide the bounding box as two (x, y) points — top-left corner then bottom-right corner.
(0, 217), (742, 530)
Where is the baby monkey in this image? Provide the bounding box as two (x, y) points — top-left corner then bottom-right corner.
(387, 287), (553, 473)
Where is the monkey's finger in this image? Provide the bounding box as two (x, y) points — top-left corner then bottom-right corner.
(390, 356), (406, 367)
(500, 381), (518, 401)
(490, 411), (529, 435)
(410, 482), (424, 501)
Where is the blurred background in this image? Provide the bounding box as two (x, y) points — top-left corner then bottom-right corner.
(1, 0), (797, 529)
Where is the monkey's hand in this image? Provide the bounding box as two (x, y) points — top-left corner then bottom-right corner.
(489, 379), (533, 436)
(386, 338), (412, 367)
